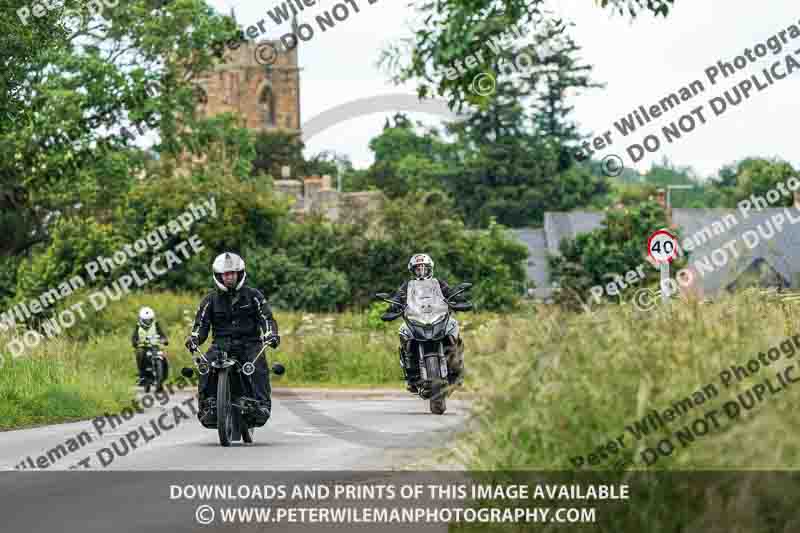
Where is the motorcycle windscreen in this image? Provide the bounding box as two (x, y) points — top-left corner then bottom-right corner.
(405, 279), (448, 326)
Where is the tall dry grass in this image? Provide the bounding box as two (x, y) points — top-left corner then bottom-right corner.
(449, 293), (800, 531)
(457, 291), (800, 470)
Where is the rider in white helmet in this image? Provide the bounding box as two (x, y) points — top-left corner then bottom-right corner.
(185, 252), (280, 427)
(131, 306), (168, 385)
(383, 253), (466, 391)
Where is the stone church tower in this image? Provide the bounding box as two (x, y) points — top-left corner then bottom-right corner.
(185, 17), (385, 223)
(193, 19), (301, 134)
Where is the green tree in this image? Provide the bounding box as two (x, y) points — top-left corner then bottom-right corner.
(251, 130), (307, 180)
(379, 0), (674, 110)
(2, 0), (241, 254)
(360, 116), (460, 198)
(711, 158), (797, 207)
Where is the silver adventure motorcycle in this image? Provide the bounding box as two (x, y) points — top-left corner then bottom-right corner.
(376, 280), (472, 414)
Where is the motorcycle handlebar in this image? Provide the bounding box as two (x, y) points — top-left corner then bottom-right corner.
(375, 293), (404, 307)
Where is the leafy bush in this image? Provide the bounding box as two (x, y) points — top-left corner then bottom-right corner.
(364, 301), (391, 331)
(249, 196), (528, 312)
(246, 249), (350, 312)
(12, 217), (120, 319)
(8, 175), (291, 319)
(0, 255), (20, 310)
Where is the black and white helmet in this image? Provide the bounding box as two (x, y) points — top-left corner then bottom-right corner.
(408, 253), (434, 280)
(138, 306), (155, 328)
(212, 252), (246, 292)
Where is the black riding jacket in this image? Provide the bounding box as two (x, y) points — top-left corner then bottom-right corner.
(190, 285), (278, 345)
(388, 278), (455, 313)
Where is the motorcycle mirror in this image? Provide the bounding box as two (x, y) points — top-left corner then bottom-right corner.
(272, 362), (286, 376)
(375, 292), (390, 299)
(181, 367), (194, 378)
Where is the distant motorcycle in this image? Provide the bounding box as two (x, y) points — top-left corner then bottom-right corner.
(141, 335), (168, 394)
(182, 340), (285, 446)
(375, 280), (473, 415)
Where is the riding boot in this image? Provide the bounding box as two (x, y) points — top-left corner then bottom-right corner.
(199, 396), (217, 425)
(197, 346), (219, 425)
(399, 345), (419, 393)
(446, 337), (465, 386)
(135, 349), (147, 384)
(249, 347), (271, 425)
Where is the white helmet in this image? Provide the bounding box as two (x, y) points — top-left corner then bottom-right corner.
(138, 306), (155, 328)
(408, 253), (434, 280)
(212, 252), (246, 292)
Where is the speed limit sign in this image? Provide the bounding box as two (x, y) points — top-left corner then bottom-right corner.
(648, 229), (678, 264)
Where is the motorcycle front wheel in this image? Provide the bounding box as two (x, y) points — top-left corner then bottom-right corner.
(217, 368), (233, 446)
(155, 359), (165, 393)
(425, 356), (447, 415)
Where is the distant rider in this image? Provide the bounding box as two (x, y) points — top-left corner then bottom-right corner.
(185, 252), (280, 426)
(131, 306), (169, 385)
(382, 253), (466, 391)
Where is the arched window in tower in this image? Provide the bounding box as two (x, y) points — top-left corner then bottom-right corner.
(258, 85), (276, 126)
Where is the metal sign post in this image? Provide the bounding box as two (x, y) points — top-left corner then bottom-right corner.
(660, 262), (670, 305)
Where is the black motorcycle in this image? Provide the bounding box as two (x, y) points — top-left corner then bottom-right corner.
(376, 281), (473, 414)
(141, 335), (168, 394)
(182, 341), (285, 446)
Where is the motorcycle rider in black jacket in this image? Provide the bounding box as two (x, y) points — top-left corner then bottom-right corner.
(382, 253), (466, 392)
(185, 252), (280, 426)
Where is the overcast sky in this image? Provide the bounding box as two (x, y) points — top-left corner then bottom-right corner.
(206, 0), (800, 180)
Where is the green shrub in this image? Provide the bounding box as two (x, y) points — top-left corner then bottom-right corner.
(0, 255), (20, 309)
(364, 301), (391, 331)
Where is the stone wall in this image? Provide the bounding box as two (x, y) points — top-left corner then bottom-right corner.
(270, 176), (385, 223)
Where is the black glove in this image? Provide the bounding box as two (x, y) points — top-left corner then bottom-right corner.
(184, 335), (198, 352)
(381, 307), (401, 321)
(266, 334), (280, 349)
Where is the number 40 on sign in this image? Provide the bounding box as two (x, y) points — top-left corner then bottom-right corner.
(648, 229), (678, 264)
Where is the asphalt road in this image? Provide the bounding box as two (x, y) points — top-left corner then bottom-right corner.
(0, 389), (471, 471)
(0, 389), (472, 533)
